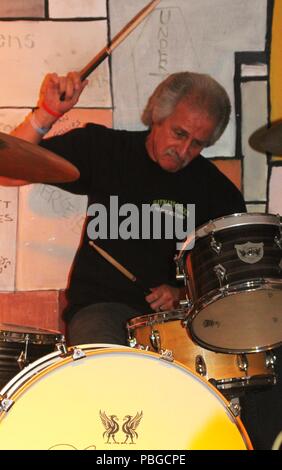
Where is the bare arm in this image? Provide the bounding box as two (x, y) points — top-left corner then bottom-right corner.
(0, 72), (87, 186)
(12, 72), (87, 143)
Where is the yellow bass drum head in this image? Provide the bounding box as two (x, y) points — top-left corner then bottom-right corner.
(0, 346), (251, 450)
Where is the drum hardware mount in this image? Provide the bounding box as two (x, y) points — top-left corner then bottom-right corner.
(195, 355), (207, 377)
(127, 336), (150, 351)
(128, 335), (138, 348)
(210, 233), (222, 255)
(0, 396), (14, 413)
(150, 329), (161, 352)
(71, 347), (86, 361)
(213, 264), (227, 287)
(236, 354), (249, 373)
(228, 397), (241, 418)
(174, 256), (193, 309)
(265, 350), (277, 368)
(175, 255), (186, 282)
(159, 349), (174, 363)
(179, 298), (193, 309)
(55, 340), (68, 357)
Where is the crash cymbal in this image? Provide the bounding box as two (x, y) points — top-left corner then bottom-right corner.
(0, 132), (80, 183)
(249, 121), (282, 155)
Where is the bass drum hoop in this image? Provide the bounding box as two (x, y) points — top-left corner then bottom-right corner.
(0, 344), (125, 398)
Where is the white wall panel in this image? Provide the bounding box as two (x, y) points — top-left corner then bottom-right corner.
(0, 109), (32, 291)
(241, 81), (268, 202)
(0, 21), (111, 108)
(16, 108), (112, 290)
(269, 167), (282, 215)
(246, 204), (266, 214)
(16, 183), (87, 290)
(0, 187), (18, 291)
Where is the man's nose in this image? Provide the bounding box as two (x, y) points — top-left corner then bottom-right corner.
(178, 139), (192, 158)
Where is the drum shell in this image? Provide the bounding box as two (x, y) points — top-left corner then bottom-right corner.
(176, 213), (282, 353)
(127, 312), (276, 395)
(187, 224), (281, 301)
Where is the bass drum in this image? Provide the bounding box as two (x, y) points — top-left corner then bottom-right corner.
(0, 346), (251, 450)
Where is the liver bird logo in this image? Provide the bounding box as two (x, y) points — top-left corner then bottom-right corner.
(100, 410), (143, 445)
(99, 410), (120, 444)
(122, 411), (143, 444)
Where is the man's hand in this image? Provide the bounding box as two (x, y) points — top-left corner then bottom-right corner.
(9, 71), (88, 147)
(38, 71), (88, 119)
(145, 284), (182, 312)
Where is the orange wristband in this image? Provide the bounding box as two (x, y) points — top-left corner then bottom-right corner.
(41, 101), (63, 118)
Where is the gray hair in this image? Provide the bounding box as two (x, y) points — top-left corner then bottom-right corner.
(142, 72), (231, 145)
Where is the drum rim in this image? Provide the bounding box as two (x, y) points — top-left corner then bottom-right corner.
(0, 345), (252, 449)
(127, 308), (185, 329)
(177, 212), (281, 258)
(186, 278), (282, 353)
(0, 322), (63, 345)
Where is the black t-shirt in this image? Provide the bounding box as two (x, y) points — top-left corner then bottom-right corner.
(41, 124), (246, 320)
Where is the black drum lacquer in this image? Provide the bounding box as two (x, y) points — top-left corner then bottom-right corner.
(177, 213), (282, 353)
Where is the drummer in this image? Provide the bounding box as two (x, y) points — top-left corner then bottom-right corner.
(6, 70), (245, 345)
(2, 70), (282, 451)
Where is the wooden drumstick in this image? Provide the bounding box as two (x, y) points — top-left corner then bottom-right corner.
(60, 0), (160, 100)
(89, 241), (151, 296)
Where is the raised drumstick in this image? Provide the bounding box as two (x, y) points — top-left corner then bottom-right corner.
(61, 1), (160, 100)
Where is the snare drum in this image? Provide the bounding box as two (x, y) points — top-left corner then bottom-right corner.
(127, 310), (277, 394)
(176, 213), (282, 353)
(0, 323), (64, 389)
(0, 346), (251, 449)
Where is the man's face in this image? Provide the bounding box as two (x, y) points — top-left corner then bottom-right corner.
(146, 100), (217, 173)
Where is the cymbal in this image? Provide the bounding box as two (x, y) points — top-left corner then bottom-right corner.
(0, 132), (80, 183)
(249, 121), (282, 155)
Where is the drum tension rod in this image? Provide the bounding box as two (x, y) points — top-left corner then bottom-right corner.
(17, 335), (29, 370)
(55, 340), (68, 357)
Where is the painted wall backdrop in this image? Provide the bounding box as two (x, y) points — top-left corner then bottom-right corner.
(0, 0), (281, 295)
